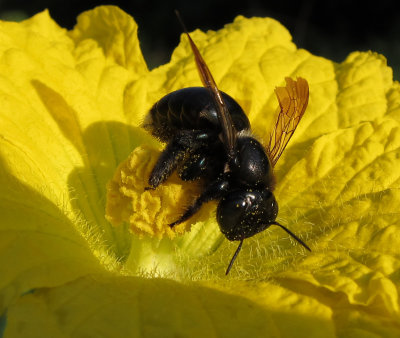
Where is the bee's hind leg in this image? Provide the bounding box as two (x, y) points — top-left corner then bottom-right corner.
(146, 130), (217, 189)
(146, 139), (186, 190)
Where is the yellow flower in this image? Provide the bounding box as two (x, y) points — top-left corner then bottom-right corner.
(1, 5), (399, 337)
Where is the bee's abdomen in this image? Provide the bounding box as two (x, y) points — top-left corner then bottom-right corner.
(144, 87), (250, 142)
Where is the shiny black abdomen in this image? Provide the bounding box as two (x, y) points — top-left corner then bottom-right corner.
(146, 87), (250, 141)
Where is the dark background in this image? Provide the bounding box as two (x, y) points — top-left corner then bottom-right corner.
(0, 0), (399, 80)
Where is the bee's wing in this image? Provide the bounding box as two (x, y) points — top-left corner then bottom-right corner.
(268, 77), (309, 167)
(176, 11), (237, 157)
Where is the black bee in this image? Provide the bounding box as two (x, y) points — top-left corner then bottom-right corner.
(144, 12), (311, 274)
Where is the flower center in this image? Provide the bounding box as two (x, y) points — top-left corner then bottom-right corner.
(106, 145), (204, 239)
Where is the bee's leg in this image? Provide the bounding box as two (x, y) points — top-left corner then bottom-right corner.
(147, 130), (217, 189)
(169, 174), (230, 227)
(177, 152), (207, 181)
(178, 142), (224, 181)
(147, 139), (186, 189)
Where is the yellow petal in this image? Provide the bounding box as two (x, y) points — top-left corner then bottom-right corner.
(5, 274), (336, 337)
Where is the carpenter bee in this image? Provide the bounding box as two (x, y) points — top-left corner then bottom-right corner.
(144, 12), (311, 274)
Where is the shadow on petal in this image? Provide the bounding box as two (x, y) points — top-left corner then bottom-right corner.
(31, 78), (155, 262)
(0, 155), (102, 313)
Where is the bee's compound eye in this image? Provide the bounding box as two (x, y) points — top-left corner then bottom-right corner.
(216, 189), (278, 241)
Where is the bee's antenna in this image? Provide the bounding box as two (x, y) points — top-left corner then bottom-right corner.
(272, 222), (311, 251)
(226, 237), (244, 275)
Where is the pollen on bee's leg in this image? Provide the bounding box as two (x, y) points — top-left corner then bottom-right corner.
(105, 145), (203, 239)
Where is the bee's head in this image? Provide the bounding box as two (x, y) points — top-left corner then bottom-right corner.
(216, 189), (278, 241)
(217, 188), (311, 275)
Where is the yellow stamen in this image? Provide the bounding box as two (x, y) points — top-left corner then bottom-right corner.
(106, 145), (205, 239)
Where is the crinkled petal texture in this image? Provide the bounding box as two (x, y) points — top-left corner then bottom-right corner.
(0, 5), (399, 338)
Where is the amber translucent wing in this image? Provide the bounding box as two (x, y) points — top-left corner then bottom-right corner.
(175, 11), (237, 157)
(268, 77), (309, 167)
